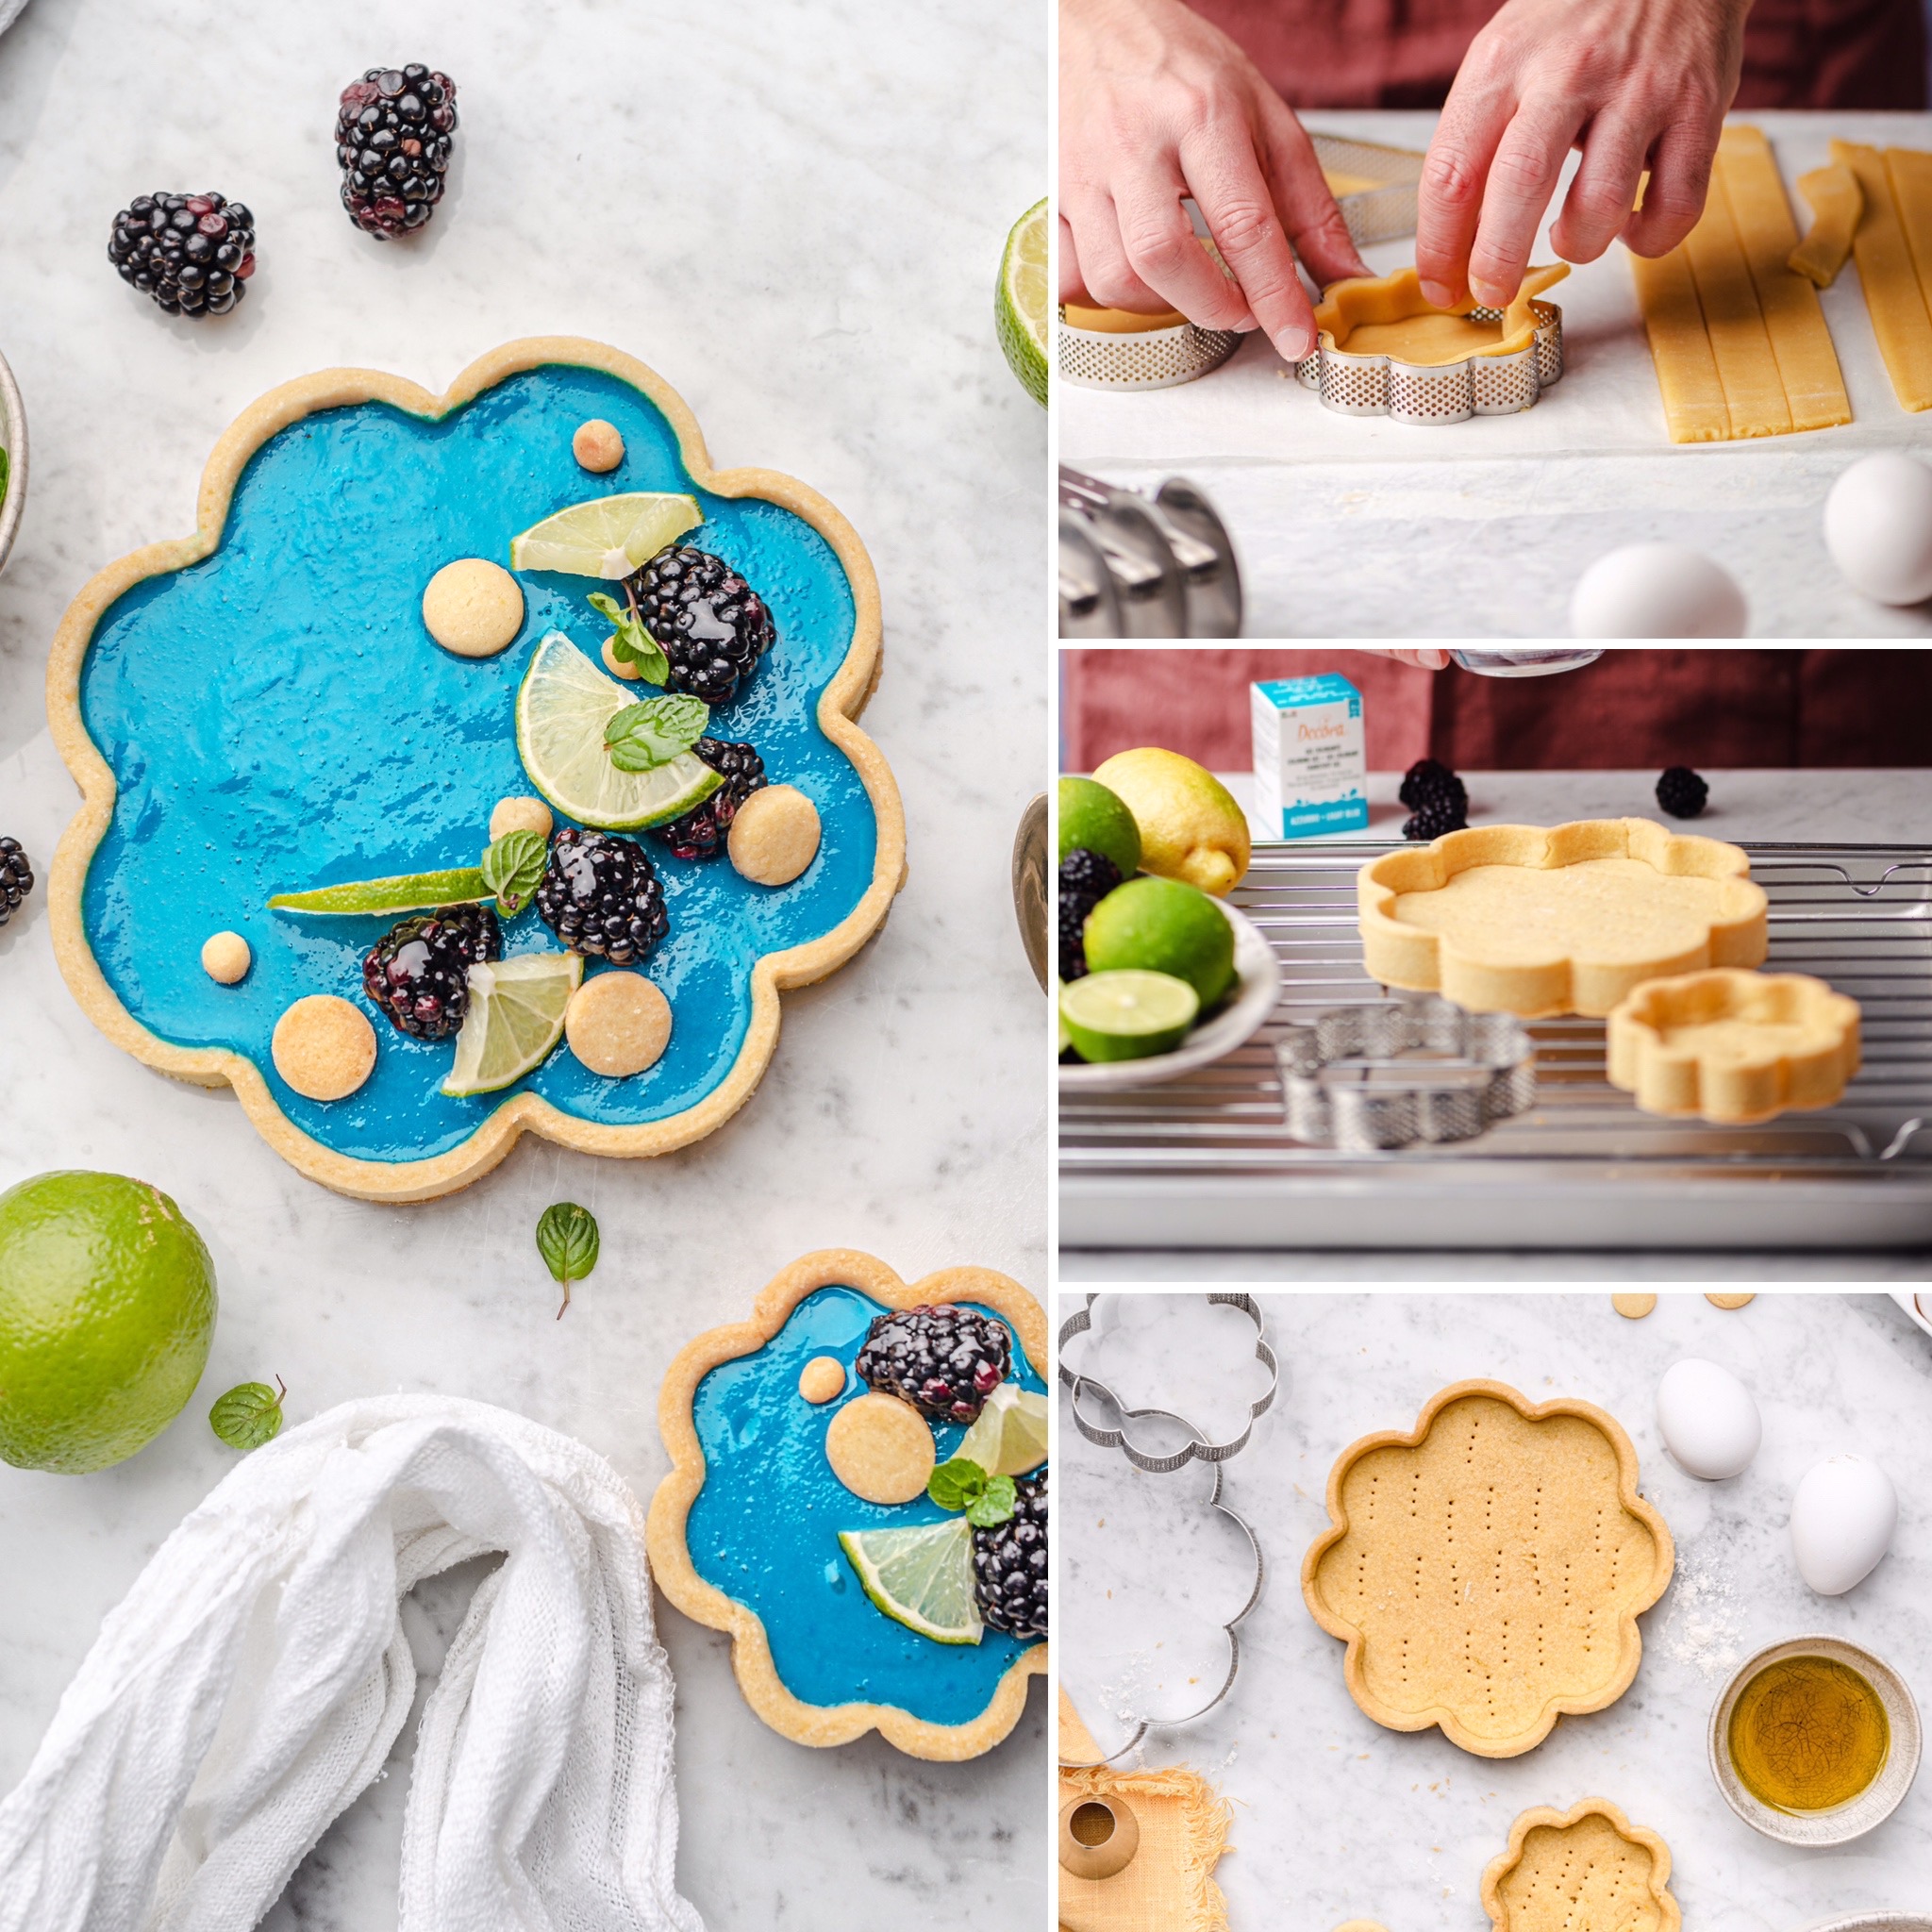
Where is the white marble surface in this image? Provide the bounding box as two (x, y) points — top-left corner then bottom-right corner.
(0, 4), (1046, 1926)
(1061, 762), (1932, 1284)
(1061, 110), (1932, 637)
(1060, 1291), (1932, 1930)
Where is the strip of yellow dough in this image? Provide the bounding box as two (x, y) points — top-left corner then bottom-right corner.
(1886, 147), (1932, 375)
(1832, 140), (1932, 411)
(1682, 157), (1792, 437)
(1715, 126), (1851, 431)
(1790, 162), (1861, 288)
(1629, 245), (1732, 441)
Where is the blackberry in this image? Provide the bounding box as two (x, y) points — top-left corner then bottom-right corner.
(336, 65), (458, 239)
(362, 904), (499, 1039)
(654, 739), (768, 861)
(625, 547), (774, 706)
(535, 827), (669, 965)
(1399, 757), (1468, 815)
(855, 1306), (1011, 1423)
(1058, 848), (1122, 982)
(1403, 800), (1467, 841)
(973, 1470), (1047, 1641)
(107, 193), (256, 318)
(1656, 766), (1709, 819)
(0, 839), (32, 928)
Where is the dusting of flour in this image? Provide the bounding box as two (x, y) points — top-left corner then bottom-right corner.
(1657, 1544), (1744, 1679)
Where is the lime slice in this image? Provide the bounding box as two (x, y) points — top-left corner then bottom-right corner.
(508, 492), (702, 579)
(441, 952), (584, 1097)
(515, 631), (722, 830)
(268, 867), (490, 916)
(996, 197), (1049, 407)
(958, 1384), (1048, 1477)
(838, 1519), (983, 1646)
(1060, 969), (1200, 1063)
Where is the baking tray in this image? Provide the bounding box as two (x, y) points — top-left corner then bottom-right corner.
(1059, 839), (1932, 1250)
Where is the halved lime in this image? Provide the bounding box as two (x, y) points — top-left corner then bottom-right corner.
(958, 1384), (1048, 1477)
(441, 952), (584, 1097)
(1060, 969), (1200, 1063)
(997, 197), (1049, 407)
(515, 632), (721, 830)
(838, 1519), (983, 1645)
(268, 868), (491, 916)
(508, 492), (702, 579)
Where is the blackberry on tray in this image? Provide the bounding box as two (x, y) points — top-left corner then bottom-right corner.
(1399, 757), (1468, 815)
(0, 838), (33, 927)
(1403, 799), (1468, 841)
(973, 1469), (1046, 1641)
(535, 828), (670, 966)
(1058, 847), (1122, 983)
(855, 1306), (1011, 1423)
(362, 904), (500, 1039)
(654, 739), (768, 861)
(108, 193), (256, 318)
(1656, 766), (1709, 819)
(336, 64), (458, 239)
(625, 547), (774, 707)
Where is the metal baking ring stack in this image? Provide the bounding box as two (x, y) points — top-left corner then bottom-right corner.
(1293, 299), (1564, 424)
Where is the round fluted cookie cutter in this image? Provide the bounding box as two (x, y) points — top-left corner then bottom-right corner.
(1293, 298), (1563, 423)
(1276, 996), (1536, 1151)
(1058, 310), (1242, 392)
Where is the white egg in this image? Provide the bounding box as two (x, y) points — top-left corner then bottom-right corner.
(1570, 543), (1747, 638)
(1656, 1357), (1761, 1479)
(1790, 1455), (1897, 1596)
(1824, 452), (1932, 606)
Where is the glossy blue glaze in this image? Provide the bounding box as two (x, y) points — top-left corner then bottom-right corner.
(78, 363), (875, 1162)
(687, 1289), (1044, 1727)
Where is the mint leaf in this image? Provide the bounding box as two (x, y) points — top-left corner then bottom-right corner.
(588, 590), (669, 686)
(536, 1202), (599, 1318)
(480, 829), (547, 916)
(209, 1376), (286, 1451)
(926, 1457), (989, 1513)
(965, 1474), (1017, 1528)
(605, 694), (708, 774)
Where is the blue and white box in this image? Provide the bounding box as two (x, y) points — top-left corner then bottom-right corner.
(1250, 674), (1368, 839)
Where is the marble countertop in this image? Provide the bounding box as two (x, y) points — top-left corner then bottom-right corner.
(1060, 1291), (1932, 1931)
(1061, 109), (1932, 638)
(0, 4), (1045, 1925)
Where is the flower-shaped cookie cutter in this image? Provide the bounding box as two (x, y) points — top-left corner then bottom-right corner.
(1276, 996), (1536, 1150)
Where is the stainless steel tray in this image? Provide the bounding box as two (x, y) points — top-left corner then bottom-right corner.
(1059, 838), (1932, 1250)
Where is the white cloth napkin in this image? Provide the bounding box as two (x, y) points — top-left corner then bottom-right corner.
(0, 1394), (704, 1932)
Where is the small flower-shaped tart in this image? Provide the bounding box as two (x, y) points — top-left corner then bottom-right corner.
(1481, 1800), (1679, 1932)
(1607, 968), (1861, 1124)
(647, 1250), (1047, 1761)
(46, 339), (904, 1200)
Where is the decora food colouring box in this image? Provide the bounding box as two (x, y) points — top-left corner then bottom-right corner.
(1250, 674), (1368, 838)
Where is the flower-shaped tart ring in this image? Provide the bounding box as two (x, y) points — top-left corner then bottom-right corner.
(45, 338), (905, 1201)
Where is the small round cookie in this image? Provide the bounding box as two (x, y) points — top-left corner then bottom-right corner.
(201, 931), (252, 985)
(490, 794), (554, 842)
(728, 785), (821, 887)
(799, 1356), (847, 1405)
(565, 972), (672, 1077)
(423, 558), (525, 658)
(1612, 1292), (1657, 1320)
(272, 995), (376, 1102)
(825, 1392), (935, 1505)
(602, 636), (644, 682)
(1707, 1291), (1756, 1309)
(573, 418), (625, 473)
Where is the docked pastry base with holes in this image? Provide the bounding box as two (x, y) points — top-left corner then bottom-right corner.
(1357, 819), (1769, 1019)
(1481, 1799), (1680, 1932)
(1301, 1378), (1674, 1758)
(1607, 968), (1862, 1123)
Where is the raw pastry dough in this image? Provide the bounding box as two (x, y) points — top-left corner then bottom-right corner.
(1315, 263), (1567, 363)
(1683, 159), (1792, 438)
(1629, 246), (1732, 441)
(1790, 162), (1862, 288)
(1324, 170), (1384, 196)
(1061, 301), (1188, 333)
(1832, 140), (1932, 411)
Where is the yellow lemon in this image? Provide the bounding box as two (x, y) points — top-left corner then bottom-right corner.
(1091, 747), (1251, 896)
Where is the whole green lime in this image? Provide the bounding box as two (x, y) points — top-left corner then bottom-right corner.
(1058, 775), (1142, 877)
(0, 1172), (218, 1474)
(1082, 875), (1237, 1008)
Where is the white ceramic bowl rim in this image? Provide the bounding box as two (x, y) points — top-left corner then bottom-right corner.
(0, 345), (26, 576)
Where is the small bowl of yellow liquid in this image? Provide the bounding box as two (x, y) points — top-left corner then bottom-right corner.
(1710, 1637), (1921, 1845)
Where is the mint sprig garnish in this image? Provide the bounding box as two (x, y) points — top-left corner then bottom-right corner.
(604, 693), (708, 774)
(536, 1201), (599, 1318)
(587, 589), (670, 686)
(926, 1456), (1016, 1527)
(209, 1376), (286, 1451)
(480, 829), (547, 915)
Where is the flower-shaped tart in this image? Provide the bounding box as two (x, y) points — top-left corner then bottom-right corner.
(47, 339), (904, 1200)
(1357, 819), (1769, 1018)
(1481, 1800), (1679, 1932)
(1607, 969), (1861, 1123)
(647, 1251), (1047, 1761)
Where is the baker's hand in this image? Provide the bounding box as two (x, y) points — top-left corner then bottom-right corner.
(1357, 648), (1450, 669)
(1415, 0), (1748, 311)
(1059, 0), (1371, 362)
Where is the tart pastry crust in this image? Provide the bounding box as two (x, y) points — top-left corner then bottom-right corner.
(1790, 161), (1862, 288)
(1481, 1799), (1679, 1932)
(1314, 263), (1569, 364)
(1357, 819), (1769, 1018)
(1607, 968), (1860, 1123)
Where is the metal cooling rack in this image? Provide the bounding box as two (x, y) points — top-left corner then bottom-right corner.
(1059, 840), (1932, 1251)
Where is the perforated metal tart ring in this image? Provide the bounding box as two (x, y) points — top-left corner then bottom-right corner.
(1293, 299), (1563, 423)
(1058, 311), (1243, 392)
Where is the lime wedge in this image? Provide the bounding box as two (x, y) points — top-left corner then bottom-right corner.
(268, 868), (490, 916)
(838, 1519), (983, 1646)
(997, 197), (1049, 407)
(1060, 969), (1200, 1063)
(515, 631), (722, 830)
(958, 1384), (1048, 1477)
(441, 952), (583, 1097)
(508, 492), (702, 579)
